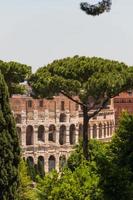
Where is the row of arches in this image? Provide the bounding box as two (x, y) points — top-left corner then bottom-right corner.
(79, 122), (114, 139)
(17, 124), (77, 146)
(27, 155), (66, 172)
(17, 121), (114, 146)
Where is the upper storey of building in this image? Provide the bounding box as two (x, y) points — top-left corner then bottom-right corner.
(10, 94), (79, 125)
(113, 91), (133, 123)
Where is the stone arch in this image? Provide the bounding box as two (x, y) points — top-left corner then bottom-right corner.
(60, 113), (66, 122)
(99, 123), (102, 138)
(27, 156), (35, 181)
(38, 156), (44, 164)
(107, 122), (110, 136)
(38, 156), (45, 177)
(48, 155), (56, 172)
(59, 125), (66, 145)
(69, 124), (76, 145)
(27, 156), (34, 165)
(104, 123), (106, 138)
(16, 127), (22, 145)
(26, 125), (33, 145)
(38, 125), (45, 142)
(15, 114), (21, 124)
(78, 124), (83, 141)
(93, 124), (97, 139)
(49, 125), (56, 142)
(59, 155), (66, 171)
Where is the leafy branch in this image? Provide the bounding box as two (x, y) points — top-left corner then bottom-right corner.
(80, 0), (112, 16)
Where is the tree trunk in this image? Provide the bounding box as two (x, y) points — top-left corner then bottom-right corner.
(83, 106), (89, 160)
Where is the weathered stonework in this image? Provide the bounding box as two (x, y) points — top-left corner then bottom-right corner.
(10, 94), (115, 172)
(114, 91), (133, 125)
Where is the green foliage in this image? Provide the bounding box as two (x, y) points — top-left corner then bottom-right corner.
(29, 56), (132, 104)
(36, 141), (106, 200)
(29, 56), (133, 159)
(36, 166), (103, 200)
(80, 0), (112, 16)
(27, 159), (37, 182)
(36, 120), (133, 200)
(18, 159), (37, 200)
(0, 72), (20, 199)
(67, 143), (85, 171)
(37, 159), (45, 178)
(0, 60), (31, 96)
(101, 112), (133, 200)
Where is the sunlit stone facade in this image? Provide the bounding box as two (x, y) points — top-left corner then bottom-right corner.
(10, 94), (115, 173)
(114, 91), (133, 125)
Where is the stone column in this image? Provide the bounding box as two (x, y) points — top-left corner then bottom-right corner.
(44, 153), (49, 173)
(56, 154), (60, 172)
(21, 110), (26, 124)
(66, 124), (70, 145)
(22, 125), (26, 146)
(45, 126), (49, 144)
(75, 126), (79, 144)
(66, 112), (70, 123)
(34, 125), (38, 146)
(34, 110), (38, 121)
(55, 110), (60, 123)
(97, 125), (99, 139)
(56, 125), (60, 145)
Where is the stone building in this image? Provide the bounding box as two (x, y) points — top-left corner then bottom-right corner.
(10, 94), (115, 173)
(113, 91), (133, 124)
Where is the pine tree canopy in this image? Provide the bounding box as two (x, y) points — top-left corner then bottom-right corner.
(80, 0), (112, 16)
(29, 56), (133, 105)
(0, 60), (31, 96)
(29, 56), (133, 160)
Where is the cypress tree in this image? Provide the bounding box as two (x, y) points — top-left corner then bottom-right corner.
(0, 72), (20, 199)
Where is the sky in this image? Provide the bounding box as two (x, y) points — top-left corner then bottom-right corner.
(0, 0), (133, 72)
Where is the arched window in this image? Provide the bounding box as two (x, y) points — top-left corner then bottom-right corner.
(38, 156), (45, 178)
(27, 156), (35, 181)
(78, 124), (83, 141)
(60, 113), (66, 122)
(27, 156), (34, 165)
(59, 125), (66, 145)
(38, 125), (45, 142)
(99, 123), (102, 138)
(107, 122), (110, 136)
(48, 155), (56, 172)
(49, 125), (56, 142)
(26, 125), (33, 145)
(93, 124), (97, 139)
(15, 114), (21, 124)
(59, 155), (66, 171)
(17, 127), (22, 145)
(69, 124), (76, 145)
(104, 123), (106, 138)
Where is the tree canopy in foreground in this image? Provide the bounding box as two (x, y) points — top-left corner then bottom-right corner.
(29, 56), (133, 160)
(37, 113), (133, 200)
(80, 0), (112, 16)
(0, 72), (20, 199)
(0, 60), (31, 96)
